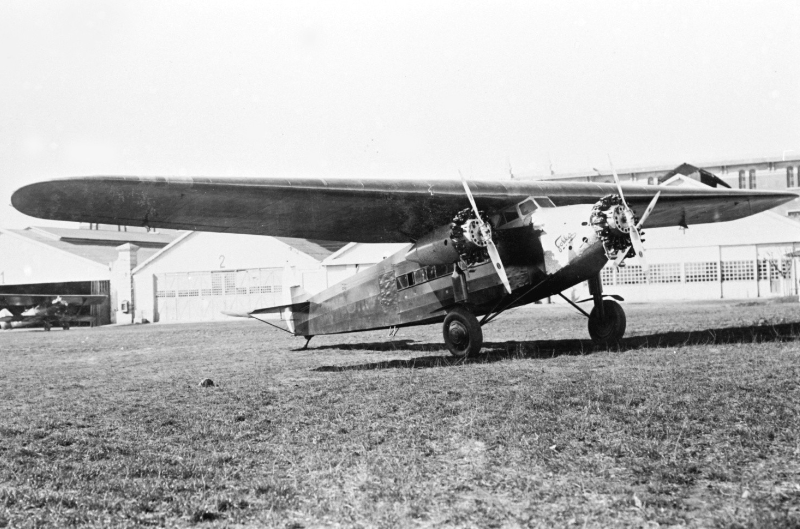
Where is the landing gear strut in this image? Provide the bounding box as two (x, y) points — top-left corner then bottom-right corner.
(443, 306), (483, 358)
(587, 274), (626, 346)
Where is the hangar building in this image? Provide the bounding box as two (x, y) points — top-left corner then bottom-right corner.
(0, 226), (180, 326)
(124, 233), (351, 324)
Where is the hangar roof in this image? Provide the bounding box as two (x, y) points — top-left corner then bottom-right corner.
(273, 238), (348, 261)
(30, 226), (178, 246)
(322, 242), (410, 266)
(131, 232), (348, 274)
(0, 227), (181, 267)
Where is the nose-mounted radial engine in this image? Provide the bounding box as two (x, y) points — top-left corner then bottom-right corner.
(589, 159), (662, 271)
(590, 194), (640, 262)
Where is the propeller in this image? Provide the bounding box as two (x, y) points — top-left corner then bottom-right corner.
(608, 157), (660, 272)
(459, 172), (512, 294)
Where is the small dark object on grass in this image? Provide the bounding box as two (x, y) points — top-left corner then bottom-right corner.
(190, 510), (220, 522)
(199, 378), (215, 387)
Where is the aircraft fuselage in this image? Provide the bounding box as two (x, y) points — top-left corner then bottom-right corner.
(274, 204), (609, 337)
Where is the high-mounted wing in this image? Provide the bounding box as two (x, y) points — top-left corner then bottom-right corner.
(0, 294), (107, 307)
(12, 176), (796, 242)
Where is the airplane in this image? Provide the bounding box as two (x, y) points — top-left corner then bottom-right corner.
(0, 294), (107, 331)
(11, 168), (796, 354)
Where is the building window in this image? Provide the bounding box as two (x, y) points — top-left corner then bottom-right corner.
(685, 262), (718, 282)
(600, 266), (615, 285)
(721, 260), (755, 282)
(757, 259), (770, 280)
(789, 167), (797, 188)
(617, 265), (645, 285)
(749, 169), (756, 189)
(649, 263), (681, 283)
(738, 170), (746, 189)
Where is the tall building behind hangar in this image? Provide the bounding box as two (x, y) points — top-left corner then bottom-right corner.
(0, 226), (181, 326)
(535, 154), (800, 222)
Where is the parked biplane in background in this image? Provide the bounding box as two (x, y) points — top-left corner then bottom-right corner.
(12, 166), (796, 353)
(0, 294), (106, 331)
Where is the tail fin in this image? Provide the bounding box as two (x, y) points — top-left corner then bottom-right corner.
(235, 265), (310, 334)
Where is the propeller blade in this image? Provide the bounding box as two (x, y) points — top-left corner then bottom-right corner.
(486, 240), (512, 294)
(460, 171), (511, 294)
(607, 155), (628, 209)
(636, 191), (661, 230)
(459, 171), (484, 227)
(629, 222), (648, 273)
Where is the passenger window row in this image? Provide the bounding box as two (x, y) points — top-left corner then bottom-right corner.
(396, 263), (456, 291)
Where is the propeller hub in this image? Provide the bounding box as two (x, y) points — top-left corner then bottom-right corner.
(461, 218), (491, 247)
(605, 204), (633, 236)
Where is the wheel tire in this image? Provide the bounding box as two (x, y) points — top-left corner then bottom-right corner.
(588, 300), (626, 346)
(443, 307), (483, 358)
(43, 322), (51, 332)
(62, 323), (70, 331)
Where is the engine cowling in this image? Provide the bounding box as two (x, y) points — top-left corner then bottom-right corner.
(405, 208), (495, 266)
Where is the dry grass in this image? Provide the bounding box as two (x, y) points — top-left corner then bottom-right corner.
(1, 298), (799, 527)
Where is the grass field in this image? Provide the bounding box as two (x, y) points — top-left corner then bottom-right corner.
(1, 299), (800, 528)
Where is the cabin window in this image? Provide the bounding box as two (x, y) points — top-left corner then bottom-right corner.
(749, 169), (756, 189)
(534, 197), (556, 207)
(738, 170), (746, 189)
(425, 265), (437, 279)
(413, 268), (427, 284)
(787, 167), (795, 188)
(396, 275), (409, 290)
(518, 199), (538, 216)
(435, 264), (451, 277)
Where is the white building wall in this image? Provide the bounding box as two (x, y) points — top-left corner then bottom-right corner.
(131, 233), (328, 323)
(0, 233), (110, 285)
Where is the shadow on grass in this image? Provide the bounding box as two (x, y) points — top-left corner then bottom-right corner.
(312, 321), (800, 372)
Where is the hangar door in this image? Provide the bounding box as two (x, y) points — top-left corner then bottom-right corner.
(154, 268), (284, 323)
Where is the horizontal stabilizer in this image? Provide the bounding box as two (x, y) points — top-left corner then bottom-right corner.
(249, 301), (310, 316)
(220, 310), (252, 319)
(0, 294), (107, 307)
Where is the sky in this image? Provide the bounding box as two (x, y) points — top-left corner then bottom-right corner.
(1, 0), (799, 228)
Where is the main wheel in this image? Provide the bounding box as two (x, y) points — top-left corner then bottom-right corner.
(588, 299), (626, 346)
(43, 322), (51, 332)
(62, 322), (70, 330)
(443, 307), (483, 358)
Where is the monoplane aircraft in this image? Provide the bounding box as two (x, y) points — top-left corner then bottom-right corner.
(12, 168), (795, 354)
(0, 294), (106, 331)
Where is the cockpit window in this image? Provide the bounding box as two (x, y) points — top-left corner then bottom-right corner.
(518, 199), (538, 216)
(502, 209), (519, 224)
(534, 196), (556, 207)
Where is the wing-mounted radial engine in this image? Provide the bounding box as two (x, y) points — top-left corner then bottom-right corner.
(404, 207), (496, 267)
(407, 174), (513, 294)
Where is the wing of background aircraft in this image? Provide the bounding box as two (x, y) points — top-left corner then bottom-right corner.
(11, 175), (796, 243)
(0, 294), (107, 330)
(0, 294), (107, 308)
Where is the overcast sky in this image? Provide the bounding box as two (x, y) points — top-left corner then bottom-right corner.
(2, 0), (799, 228)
